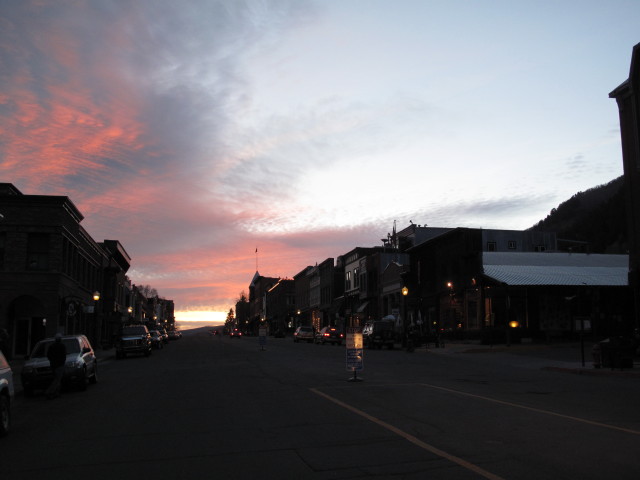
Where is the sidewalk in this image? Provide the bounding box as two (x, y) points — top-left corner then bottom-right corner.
(415, 340), (640, 378)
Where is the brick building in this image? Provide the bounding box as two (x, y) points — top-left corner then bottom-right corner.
(0, 183), (172, 357)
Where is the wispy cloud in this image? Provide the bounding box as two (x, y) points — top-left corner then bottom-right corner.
(0, 0), (632, 315)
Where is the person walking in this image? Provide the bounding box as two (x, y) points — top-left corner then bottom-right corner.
(46, 333), (67, 399)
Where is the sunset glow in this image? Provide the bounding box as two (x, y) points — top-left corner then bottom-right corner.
(175, 310), (227, 326)
(1, 1), (637, 320)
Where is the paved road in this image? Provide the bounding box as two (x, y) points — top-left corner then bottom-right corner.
(3, 329), (640, 479)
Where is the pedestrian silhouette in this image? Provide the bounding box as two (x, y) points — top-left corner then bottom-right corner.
(46, 333), (67, 399)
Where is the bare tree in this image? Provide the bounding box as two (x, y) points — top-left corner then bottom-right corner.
(137, 284), (158, 298)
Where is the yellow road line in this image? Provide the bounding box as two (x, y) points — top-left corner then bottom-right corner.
(419, 383), (640, 436)
(310, 387), (506, 480)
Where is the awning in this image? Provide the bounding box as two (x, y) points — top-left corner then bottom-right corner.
(482, 252), (629, 286)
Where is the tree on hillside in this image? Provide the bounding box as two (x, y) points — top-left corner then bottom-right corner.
(529, 176), (627, 254)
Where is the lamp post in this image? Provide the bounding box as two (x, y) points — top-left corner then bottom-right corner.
(402, 286), (409, 348)
(93, 291), (100, 348)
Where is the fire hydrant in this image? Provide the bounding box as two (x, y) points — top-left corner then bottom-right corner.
(592, 343), (602, 369)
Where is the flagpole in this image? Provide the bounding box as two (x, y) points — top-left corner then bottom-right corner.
(255, 247), (258, 272)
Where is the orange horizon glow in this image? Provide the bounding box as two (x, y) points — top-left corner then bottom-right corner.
(175, 310), (227, 325)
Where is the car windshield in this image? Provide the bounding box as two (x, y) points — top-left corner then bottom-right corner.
(123, 327), (146, 335)
(31, 338), (80, 358)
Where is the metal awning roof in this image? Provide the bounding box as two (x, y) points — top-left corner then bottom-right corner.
(482, 252), (629, 286)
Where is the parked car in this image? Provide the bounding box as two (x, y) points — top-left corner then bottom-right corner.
(230, 328), (242, 338)
(294, 326), (314, 343)
(362, 320), (395, 349)
(315, 326), (344, 345)
(115, 325), (152, 358)
(0, 350), (14, 436)
(21, 334), (98, 395)
(158, 328), (169, 344)
(168, 329), (182, 340)
(149, 330), (165, 349)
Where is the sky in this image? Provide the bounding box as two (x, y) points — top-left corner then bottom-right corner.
(1, 1), (638, 325)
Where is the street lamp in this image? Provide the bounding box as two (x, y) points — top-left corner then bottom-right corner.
(402, 286), (409, 347)
(93, 291), (100, 347)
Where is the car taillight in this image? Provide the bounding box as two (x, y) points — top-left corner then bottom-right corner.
(324, 333), (330, 337)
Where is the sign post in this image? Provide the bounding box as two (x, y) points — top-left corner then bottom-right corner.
(346, 326), (363, 382)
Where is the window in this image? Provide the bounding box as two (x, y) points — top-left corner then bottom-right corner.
(353, 267), (360, 288)
(27, 233), (50, 270)
(486, 242), (496, 252)
(345, 271), (352, 291)
(535, 245), (546, 252)
(508, 240), (517, 250)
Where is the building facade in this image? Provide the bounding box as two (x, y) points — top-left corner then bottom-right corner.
(0, 183), (174, 357)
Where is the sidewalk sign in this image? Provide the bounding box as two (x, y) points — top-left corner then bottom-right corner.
(346, 327), (363, 382)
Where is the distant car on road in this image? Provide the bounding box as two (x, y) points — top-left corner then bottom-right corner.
(230, 328), (242, 338)
(116, 325), (152, 358)
(21, 334), (98, 395)
(149, 330), (165, 349)
(0, 350), (14, 436)
(362, 320), (395, 349)
(168, 329), (182, 340)
(315, 326), (344, 345)
(294, 326), (314, 343)
(158, 328), (169, 343)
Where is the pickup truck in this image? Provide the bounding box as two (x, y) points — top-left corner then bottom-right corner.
(115, 325), (152, 359)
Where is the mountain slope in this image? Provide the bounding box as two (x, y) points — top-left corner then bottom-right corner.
(529, 176), (627, 254)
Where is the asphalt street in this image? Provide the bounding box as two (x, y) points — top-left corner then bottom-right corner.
(3, 329), (640, 480)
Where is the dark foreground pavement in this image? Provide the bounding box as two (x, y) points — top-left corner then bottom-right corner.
(3, 328), (640, 480)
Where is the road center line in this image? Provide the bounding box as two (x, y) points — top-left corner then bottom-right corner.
(419, 383), (640, 436)
(309, 387), (506, 480)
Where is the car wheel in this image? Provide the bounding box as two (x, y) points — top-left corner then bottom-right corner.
(89, 363), (98, 385)
(144, 348), (151, 357)
(0, 395), (10, 437)
(24, 386), (34, 397)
